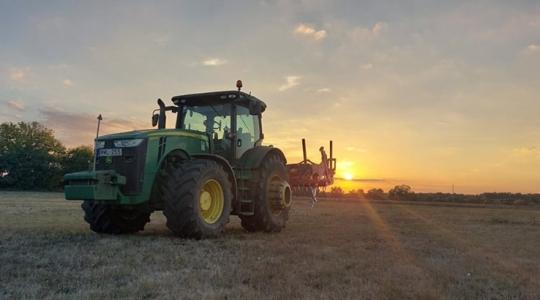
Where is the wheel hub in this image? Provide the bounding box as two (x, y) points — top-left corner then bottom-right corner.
(199, 179), (224, 224)
(269, 176), (293, 211)
(200, 191), (212, 210)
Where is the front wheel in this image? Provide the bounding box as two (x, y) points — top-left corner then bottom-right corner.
(81, 201), (151, 234)
(161, 159), (232, 239)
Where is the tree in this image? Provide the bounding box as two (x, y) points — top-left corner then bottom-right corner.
(62, 146), (93, 174)
(388, 185), (415, 201)
(329, 186), (344, 197)
(366, 188), (386, 200)
(0, 122), (65, 190)
(347, 188), (365, 199)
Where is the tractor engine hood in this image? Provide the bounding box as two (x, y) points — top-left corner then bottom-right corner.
(95, 129), (209, 142)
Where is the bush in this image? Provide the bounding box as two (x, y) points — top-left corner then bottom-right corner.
(366, 188), (386, 200)
(388, 185), (416, 201)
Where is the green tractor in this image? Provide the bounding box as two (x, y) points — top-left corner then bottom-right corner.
(64, 81), (292, 238)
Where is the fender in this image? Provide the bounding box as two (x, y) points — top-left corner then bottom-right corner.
(238, 146), (287, 170)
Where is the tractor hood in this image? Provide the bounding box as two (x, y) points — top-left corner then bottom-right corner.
(96, 129), (154, 141)
(96, 129), (208, 142)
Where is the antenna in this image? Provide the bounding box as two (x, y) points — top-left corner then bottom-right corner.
(93, 114), (103, 171)
(96, 114), (103, 138)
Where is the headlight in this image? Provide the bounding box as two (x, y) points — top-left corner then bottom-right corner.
(95, 141), (105, 149)
(114, 139), (144, 148)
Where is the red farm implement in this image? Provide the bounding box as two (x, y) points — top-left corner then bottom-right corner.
(287, 139), (336, 205)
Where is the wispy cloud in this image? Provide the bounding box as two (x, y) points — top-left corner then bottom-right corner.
(316, 88), (331, 93)
(278, 76), (301, 91)
(345, 146), (368, 153)
(361, 63), (374, 70)
(294, 24), (327, 41)
(512, 146), (540, 158)
(63, 79), (73, 87)
(201, 58), (227, 66)
(372, 22), (388, 36)
(525, 44), (540, 54)
(6, 100), (25, 111)
(9, 67), (30, 81)
(349, 22), (388, 41)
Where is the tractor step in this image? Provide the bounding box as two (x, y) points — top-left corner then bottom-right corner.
(236, 178), (255, 215)
(238, 199), (255, 216)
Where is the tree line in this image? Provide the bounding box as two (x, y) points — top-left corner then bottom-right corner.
(0, 122), (93, 190)
(297, 185), (540, 205)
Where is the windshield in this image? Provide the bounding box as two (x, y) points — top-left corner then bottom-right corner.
(178, 104), (231, 139)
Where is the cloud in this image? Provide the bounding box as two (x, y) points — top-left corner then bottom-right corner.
(349, 21), (388, 41)
(525, 44), (540, 54)
(40, 108), (147, 147)
(361, 63), (373, 70)
(9, 67), (30, 81)
(63, 79), (73, 87)
(6, 100), (25, 111)
(294, 24), (327, 41)
(512, 146), (540, 158)
(372, 22), (388, 36)
(316, 88), (331, 93)
(278, 76), (301, 91)
(201, 58), (228, 66)
(345, 146), (368, 153)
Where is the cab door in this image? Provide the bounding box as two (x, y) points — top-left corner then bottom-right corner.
(235, 105), (261, 159)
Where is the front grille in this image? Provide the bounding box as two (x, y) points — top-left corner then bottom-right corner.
(95, 140), (147, 195)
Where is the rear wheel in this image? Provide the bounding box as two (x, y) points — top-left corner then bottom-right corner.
(161, 159), (232, 239)
(81, 201), (151, 234)
(240, 154), (292, 232)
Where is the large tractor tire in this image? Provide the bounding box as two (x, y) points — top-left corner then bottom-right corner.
(240, 154), (292, 232)
(81, 201), (151, 234)
(161, 159), (232, 239)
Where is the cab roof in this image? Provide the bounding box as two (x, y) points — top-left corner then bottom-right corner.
(171, 91), (267, 112)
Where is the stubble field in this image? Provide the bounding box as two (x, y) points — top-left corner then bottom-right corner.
(0, 191), (539, 299)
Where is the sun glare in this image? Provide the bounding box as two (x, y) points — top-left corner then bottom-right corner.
(344, 173), (353, 181)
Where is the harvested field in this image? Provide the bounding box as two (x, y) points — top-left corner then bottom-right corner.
(0, 191), (539, 299)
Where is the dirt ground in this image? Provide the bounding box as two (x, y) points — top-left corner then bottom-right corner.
(0, 192), (539, 299)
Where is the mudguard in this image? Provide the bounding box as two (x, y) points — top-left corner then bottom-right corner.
(238, 146), (287, 170)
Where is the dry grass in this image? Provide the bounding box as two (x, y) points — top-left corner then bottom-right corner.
(0, 192), (539, 299)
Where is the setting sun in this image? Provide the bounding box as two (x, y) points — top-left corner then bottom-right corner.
(344, 173), (354, 181)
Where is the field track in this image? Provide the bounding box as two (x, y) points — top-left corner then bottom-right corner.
(1, 192), (539, 299)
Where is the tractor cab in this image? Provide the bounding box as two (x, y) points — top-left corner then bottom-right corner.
(152, 89), (266, 162)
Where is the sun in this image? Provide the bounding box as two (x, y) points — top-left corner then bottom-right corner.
(344, 173), (353, 181)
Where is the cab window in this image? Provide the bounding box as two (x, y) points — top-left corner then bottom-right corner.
(236, 105), (260, 158)
(179, 104), (232, 156)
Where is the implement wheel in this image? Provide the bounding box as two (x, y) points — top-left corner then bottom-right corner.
(81, 201), (151, 234)
(240, 154), (292, 232)
(161, 159), (232, 238)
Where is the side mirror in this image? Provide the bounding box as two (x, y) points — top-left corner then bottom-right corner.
(152, 113), (159, 127)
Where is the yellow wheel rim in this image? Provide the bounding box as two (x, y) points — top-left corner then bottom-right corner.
(199, 179), (224, 224)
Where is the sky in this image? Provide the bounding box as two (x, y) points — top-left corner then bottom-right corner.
(1, 0), (539, 193)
